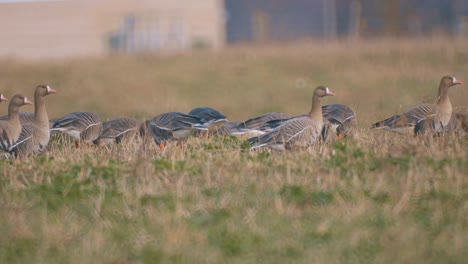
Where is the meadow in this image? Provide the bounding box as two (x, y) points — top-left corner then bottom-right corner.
(0, 38), (467, 263)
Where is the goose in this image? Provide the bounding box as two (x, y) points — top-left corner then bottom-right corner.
(95, 117), (141, 144)
(259, 104), (356, 139)
(50, 111), (103, 148)
(371, 75), (461, 134)
(248, 86), (335, 151)
(230, 112), (289, 137)
(188, 107), (228, 133)
(0, 95), (33, 151)
(9, 85), (56, 157)
(147, 112), (208, 150)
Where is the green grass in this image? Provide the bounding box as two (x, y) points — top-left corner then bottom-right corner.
(0, 38), (467, 263)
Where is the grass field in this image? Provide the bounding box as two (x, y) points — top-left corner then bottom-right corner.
(0, 38), (467, 263)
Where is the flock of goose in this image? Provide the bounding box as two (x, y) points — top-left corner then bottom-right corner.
(0, 75), (466, 158)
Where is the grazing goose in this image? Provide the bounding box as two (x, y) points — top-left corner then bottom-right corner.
(230, 112), (289, 136)
(371, 75), (461, 134)
(322, 104), (357, 138)
(188, 107), (228, 133)
(50, 112), (103, 148)
(147, 112), (208, 149)
(248, 86), (335, 151)
(0, 95), (33, 151)
(9, 85), (56, 157)
(95, 117), (141, 144)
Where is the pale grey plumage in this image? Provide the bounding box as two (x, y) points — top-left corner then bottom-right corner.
(96, 117), (141, 144)
(50, 111), (103, 144)
(188, 107), (228, 133)
(0, 112), (34, 124)
(148, 112), (208, 145)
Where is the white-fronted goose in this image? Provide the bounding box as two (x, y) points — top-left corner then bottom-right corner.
(259, 104), (356, 140)
(248, 86), (335, 151)
(50, 111), (103, 148)
(95, 117), (141, 144)
(371, 75), (462, 134)
(322, 104), (357, 138)
(148, 112), (208, 149)
(230, 112), (289, 136)
(0, 94), (33, 151)
(9, 85), (56, 157)
(188, 107), (228, 133)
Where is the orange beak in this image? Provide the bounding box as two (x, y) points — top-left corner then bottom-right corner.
(0, 94), (8, 102)
(23, 97), (33, 105)
(46, 85), (57, 94)
(454, 80), (462, 85)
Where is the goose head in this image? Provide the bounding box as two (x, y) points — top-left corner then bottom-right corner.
(314, 86), (335, 98)
(35, 85), (57, 97)
(11, 94), (33, 107)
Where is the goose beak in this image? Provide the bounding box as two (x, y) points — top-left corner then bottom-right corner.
(452, 77), (462, 85)
(0, 94), (7, 102)
(325, 87), (335, 96)
(24, 97), (33, 105)
(46, 85), (57, 94)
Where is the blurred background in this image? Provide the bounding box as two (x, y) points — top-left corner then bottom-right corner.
(0, 0), (466, 123)
(0, 0), (467, 58)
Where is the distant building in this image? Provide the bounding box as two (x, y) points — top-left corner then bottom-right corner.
(225, 0), (468, 43)
(1, 0), (467, 59)
(0, 0), (225, 59)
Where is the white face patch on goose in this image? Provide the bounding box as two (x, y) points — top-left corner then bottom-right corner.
(325, 87), (330, 94)
(452, 77), (457, 84)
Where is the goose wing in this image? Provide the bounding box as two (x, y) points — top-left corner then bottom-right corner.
(371, 103), (435, 129)
(249, 117), (322, 149)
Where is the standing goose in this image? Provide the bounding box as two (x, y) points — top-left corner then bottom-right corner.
(188, 107), (228, 133)
(50, 111), (103, 148)
(9, 85), (56, 157)
(0, 95), (33, 151)
(248, 86), (335, 151)
(259, 104), (356, 140)
(230, 112), (290, 136)
(147, 112), (208, 150)
(371, 75), (462, 134)
(95, 117), (141, 144)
